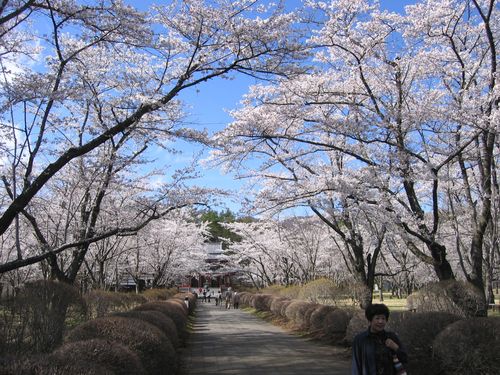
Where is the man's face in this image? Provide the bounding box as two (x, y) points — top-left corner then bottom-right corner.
(369, 314), (387, 333)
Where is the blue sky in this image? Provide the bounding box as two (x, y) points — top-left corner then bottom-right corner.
(140, 1), (418, 214)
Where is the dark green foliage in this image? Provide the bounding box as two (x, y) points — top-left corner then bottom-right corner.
(64, 316), (177, 375)
(198, 209), (253, 244)
(51, 338), (146, 375)
(433, 318), (500, 375)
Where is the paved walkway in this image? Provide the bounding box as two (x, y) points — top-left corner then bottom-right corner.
(181, 302), (351, 374)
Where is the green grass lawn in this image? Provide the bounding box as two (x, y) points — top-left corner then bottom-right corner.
(371, 291), (500, 316)
(371, 293), (407, 311)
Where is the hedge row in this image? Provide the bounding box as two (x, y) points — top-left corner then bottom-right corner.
(239, 292), (500, 375)
(0, 280), (182, 356)
(1, 292), (196, 375)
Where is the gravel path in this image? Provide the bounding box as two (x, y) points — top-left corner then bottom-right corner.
(180, 301), (351, 375)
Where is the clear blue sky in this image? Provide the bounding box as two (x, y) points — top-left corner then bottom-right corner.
(136, 1), (418, 214)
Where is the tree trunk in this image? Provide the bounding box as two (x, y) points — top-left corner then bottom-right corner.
(428, 242), (455, 280)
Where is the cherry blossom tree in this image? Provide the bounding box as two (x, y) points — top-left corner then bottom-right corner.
(0, 0), (305, 279)
(132, 213), (209, 289)
(211, 0), (498, 314)
(224, 217), (339, 288)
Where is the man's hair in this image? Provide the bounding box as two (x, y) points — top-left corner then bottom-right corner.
(365, 303), (390, 321)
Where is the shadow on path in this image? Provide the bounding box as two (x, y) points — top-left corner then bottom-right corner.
(180, 302), (351, 375)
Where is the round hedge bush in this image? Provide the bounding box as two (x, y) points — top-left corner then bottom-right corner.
(323, 308), (353, 344)
(386, 310), (460, 374)
(252, 294), (274, 312)
(114, 310), (179, 348)
(270, 297), (290, 318)
(309, 305), (336, 334)
(344, 310), (367, 345)
(280, 299), (294, 318)
(64, 316), (177, 375)
(51, 338), (146, 375)
(386, 311), (460, 357)
(284, 300), (313, 327)
(239, 292), (252, 307)
(173, 293), (196, 314)
(134, 301), (187, 339)
(433, 317), (500, 375)
(411, 280), (486, 317)
(302, 303), (320, 330)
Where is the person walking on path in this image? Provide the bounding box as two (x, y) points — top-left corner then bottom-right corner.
(232, 291), (240, 309)
(351, 303), (408, 375)
(224, 289), (233, 309)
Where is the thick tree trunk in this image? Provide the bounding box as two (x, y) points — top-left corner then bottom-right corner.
(428, 242), (455, 281)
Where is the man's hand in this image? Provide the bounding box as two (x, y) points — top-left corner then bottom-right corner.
(385, 338), (399, 351)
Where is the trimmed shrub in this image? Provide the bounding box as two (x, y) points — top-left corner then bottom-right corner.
(84, 290), (146, 319)
(298, 278), (340, 304)
(386, 311), (461, 375)
(433, 318), (500, 375)
(246, 294), (256, 307)
(114, 310), (179, 348)
(280, 299), (294, 318)
(411, 280), (486, 317)
(309, 305), (336, 334)
(238, 292), (251, 307)
(0, 354), (114, 375)
(284, 300), (313, 327)
(270, 297), (290, 318)
(173, 293), (196, 314)
(51, 338), (146, 375)
(119, 292), (149, 311)
(64, 316), (177, 375)
(303, 303), (320, 330)
(323, 308), (353, 344)
(252, 294), (273, 311)
(165, 298), (189, 317)
(3, 280), (87, 353)
(134, 301), (187, 338)
(345, 310), (367, 345)
(142, 288), (177, 301)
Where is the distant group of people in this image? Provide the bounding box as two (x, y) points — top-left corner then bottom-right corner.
(195, 286), (240, 309)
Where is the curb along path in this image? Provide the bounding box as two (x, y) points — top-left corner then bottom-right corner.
(181, 302), (351, 375)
